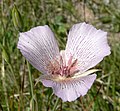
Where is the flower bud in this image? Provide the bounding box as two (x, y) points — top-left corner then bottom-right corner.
(12, 5), (23, 32)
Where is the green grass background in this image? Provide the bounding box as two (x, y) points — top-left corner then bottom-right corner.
(0, 0), (120, 111)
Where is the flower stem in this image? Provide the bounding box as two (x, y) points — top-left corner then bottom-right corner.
(27, 61), (34, 111)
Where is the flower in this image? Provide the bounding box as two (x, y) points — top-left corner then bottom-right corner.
(17, 22), (111, 102)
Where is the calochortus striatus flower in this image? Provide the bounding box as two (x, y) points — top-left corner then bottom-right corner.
(17, 22), (111, 102)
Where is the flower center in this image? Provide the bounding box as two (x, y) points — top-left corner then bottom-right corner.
(47, 56), (79, 77)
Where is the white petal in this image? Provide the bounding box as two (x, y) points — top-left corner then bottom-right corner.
(17, 25), (60, 74)
(40, 74), (96, 102)
(65, 22), (111, 73)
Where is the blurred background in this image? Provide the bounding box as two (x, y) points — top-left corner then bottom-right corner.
(0, 0), (120, 111)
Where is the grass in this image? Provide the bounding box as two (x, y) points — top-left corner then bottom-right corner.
(0, 0), (120, 111)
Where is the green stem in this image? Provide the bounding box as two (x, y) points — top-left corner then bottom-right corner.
(1, 59), (10, 111)
(52, 98), (59, 111)
(27, 61), (34, 111)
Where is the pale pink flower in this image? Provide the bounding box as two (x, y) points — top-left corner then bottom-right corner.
(17, 22), (111, 102)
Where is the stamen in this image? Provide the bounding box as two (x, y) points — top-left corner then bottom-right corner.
(60, 56), (63, 68)
(67, 56), (73, 65)
(68, 59), (77, 70)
